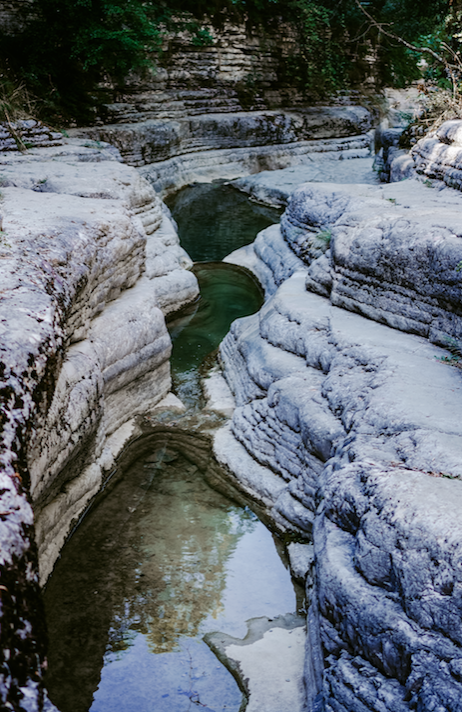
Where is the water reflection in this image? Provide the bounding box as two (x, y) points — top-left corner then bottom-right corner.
(168, 263), (263, 408)
(165, 181), (282, 262)
(44, 443), (297, 712)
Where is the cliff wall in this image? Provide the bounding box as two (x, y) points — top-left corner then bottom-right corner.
(217, 148), (462, 711)
(0, 134), (198, 710)
(94, 19), (305, 125)
(0, 0), (34, 33)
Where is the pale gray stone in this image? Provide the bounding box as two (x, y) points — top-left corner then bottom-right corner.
(205, 614), (307, 712)
(218, 262), (462, 710)
(287, 542), (314, 583)
(0, 141), (199, 707)
(139, 133), (372, 195)
(72, 108), (371, 168)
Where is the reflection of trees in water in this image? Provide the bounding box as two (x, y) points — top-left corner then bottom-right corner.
(44, 445), (256, 712)
(107, 459), (255, 654)
(166, 181), (282, 262)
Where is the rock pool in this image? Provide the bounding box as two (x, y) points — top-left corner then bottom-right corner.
(43, 184), (301, 712)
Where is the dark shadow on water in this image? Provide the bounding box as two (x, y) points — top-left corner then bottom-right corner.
(165, 181), (282, 262)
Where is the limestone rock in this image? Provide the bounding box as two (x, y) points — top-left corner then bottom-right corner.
(230, 172), (462, 346)
(385, 118), (462, 190)
(284, 180), (462, 344)
(224, 224), (306, 297)
(231, 153), (377, 206)
(0, 141), (198, 708)
(140, 134), (372, 196)
(410, 119), (462, 190)
(217, 265), (462, 710)
(72, 108), (371, 168)
(287, 542), (314, 585)
(0, 119), (63, 152)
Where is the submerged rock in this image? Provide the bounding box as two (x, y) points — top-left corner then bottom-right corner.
(205, 613), (306, 712)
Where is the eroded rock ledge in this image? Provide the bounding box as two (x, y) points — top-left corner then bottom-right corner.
(71, 107), (372, 194)
(0, 139), (198, 709)
(0, 104), (372, 712)
(217, 161), (462, 710)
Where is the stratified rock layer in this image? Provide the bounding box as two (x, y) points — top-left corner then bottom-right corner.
(387, 118), (462, 188)
(72, 108), (371, 167)
(0, 140), (198, 710)
(217, 173), (462, 711)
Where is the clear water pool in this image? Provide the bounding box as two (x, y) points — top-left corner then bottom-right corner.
(44, 183), (296, 712)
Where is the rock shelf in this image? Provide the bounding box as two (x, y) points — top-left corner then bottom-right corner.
(0, 140), (198, 709)
(216, 150), (462, 710)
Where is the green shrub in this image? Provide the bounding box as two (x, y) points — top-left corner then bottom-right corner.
(0, 0), (452, 124)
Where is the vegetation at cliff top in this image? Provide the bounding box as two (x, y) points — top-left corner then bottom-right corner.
(0, 0), (453, 125)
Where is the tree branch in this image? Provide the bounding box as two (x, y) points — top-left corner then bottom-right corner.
(353, 0), (448, 65)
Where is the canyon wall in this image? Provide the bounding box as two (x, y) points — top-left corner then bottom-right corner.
(217, 153), (462, 711)
(1, 27), (459, 706)
(0, 0), (34, 33)
(92, 19), (305, 125)
(0, 94), (373, 711)
(0, 133), (198, 710)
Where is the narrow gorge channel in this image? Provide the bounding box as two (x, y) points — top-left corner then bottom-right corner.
(43, 184), (303, 712)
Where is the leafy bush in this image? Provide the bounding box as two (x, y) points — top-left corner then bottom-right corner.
(0, 0), (452, 124)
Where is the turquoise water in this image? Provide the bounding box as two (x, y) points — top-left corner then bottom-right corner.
(168, 262), (263, 407)
(44, 184), (294, 712)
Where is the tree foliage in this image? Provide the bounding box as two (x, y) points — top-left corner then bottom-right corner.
(0, 0), (453, 124)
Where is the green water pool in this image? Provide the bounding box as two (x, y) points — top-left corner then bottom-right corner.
(166, 181), (281, 262)
(44, 183), (294, 712)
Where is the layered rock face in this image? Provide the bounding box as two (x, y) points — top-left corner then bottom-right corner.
(217, 169), (462, 710)
(382, 118), (462, 188)
(63, 23), (373, 194)
(140, 130), (373, 196)
(73, 107), (372, 167)
(93, 20), (304, 122)
(409, 120), (462, 187)
(0, 138), (197, 709)
(0, 0), (34, 33)
(63, 9), (373, 186)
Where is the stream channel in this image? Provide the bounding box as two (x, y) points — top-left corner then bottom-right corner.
(43, 182), (304, 712)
